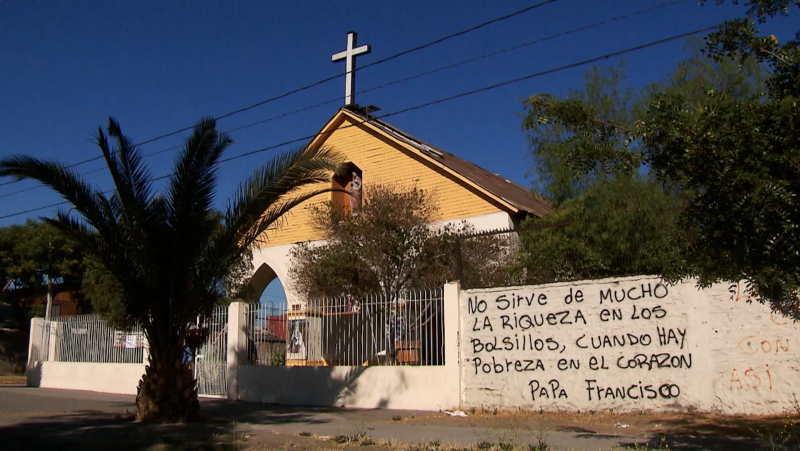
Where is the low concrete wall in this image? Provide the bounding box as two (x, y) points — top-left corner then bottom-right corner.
(460, 276), (800, 415)
(236, 365), (450, 410)
(27, 361), (145, 395)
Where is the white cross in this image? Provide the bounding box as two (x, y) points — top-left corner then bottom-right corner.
(332, 31), (371, 106)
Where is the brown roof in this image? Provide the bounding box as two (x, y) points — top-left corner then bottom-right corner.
(343, 106), (553, 217)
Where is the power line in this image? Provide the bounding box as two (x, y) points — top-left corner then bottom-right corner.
(358, 0), (687, 96)
(0, 23), (718, 222)
(0, 0), (683, 202)
(381, 27), (715, 118)
(0, 0), (560, 190)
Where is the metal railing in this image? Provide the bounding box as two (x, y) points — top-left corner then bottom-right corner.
(195, 305), (228, 397)
(244, 302), (287, 366)
(245, 289), (444, 367)
(43, 315), (145, 363)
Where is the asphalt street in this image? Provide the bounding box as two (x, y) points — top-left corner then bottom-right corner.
(0, 387), (762, 450)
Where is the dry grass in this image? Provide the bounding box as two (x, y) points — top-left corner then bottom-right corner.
(0, 375), (26, 384)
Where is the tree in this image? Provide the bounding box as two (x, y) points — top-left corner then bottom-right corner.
(83, 249), (253, 330)
(515, 175), (687, 285)
(0, 117), (343, 422)
(0, 220), (86, 329)
(290, 184), (447, 300)
(290, 183), (515, 299)
(522, 1), (800, 317)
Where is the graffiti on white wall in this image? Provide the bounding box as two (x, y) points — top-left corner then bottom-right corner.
(460, 276), (800, 413)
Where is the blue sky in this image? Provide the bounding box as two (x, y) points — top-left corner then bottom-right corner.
(0, 1), (795, 302)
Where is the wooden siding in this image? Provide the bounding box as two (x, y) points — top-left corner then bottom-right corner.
(260, 115), (505, 247)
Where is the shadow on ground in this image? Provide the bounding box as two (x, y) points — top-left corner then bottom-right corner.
(614, 414), (800, 450)
(0, 399), (338, 451)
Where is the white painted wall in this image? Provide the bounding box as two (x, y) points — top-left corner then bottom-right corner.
(432, 211), (514, 232)
(28, 361), (145, 395)
(252, 243), (297, 304)
(236, 365), (450, 410)
(460, 276), (800, 415)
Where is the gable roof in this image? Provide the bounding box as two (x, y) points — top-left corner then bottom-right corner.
(310, 106), (553, 217)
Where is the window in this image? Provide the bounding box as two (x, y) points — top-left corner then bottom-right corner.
(332, 162), (362, 214)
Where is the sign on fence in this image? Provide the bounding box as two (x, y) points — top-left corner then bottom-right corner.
(113, 331), (145, 348)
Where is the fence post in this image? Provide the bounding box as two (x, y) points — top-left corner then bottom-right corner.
(26, 318), (44, 387)
(226, 301), (247, 400)
(27, 318), (43, 364)
(443, 281), (462, 409)
(141, 335), (149, 365)
(48, 321), (59, 362)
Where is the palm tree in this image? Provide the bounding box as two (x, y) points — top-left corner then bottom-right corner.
(0, 117), (343, 422)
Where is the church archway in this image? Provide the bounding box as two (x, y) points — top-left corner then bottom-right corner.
(241, 263), (287, 306)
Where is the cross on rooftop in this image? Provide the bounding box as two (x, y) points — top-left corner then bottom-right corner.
(331, 31), (371, 106)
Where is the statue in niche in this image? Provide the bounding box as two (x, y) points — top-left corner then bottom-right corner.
(349, 171), (362, 213)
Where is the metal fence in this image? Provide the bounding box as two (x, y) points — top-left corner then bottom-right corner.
(244, 302), (287, 366)
(195, 305), (228, 397)
(34, 315), (146, 363)
(245, 289), (444, 367)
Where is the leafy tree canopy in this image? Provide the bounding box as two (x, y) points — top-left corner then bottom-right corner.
(0, 220), (86, 326)
(521, 1), (800, 318)
(290, 183), (515, 298)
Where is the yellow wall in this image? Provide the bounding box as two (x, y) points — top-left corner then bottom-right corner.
(260, 114), (506, 247)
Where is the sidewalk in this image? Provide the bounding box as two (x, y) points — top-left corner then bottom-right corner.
(0, 387), (772, 450)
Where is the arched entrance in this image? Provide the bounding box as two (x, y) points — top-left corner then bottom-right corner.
(239, 262), (291, 367)
(241, 263), (281, 303)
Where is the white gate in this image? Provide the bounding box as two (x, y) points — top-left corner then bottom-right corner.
(195, 305), (228, 397)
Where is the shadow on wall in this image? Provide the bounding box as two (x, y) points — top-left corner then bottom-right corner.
(237, 364), (419, 409)
(25, 361), (42, 387)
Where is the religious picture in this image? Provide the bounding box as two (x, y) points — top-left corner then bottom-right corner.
(287, 320), (307, 356)
(349, 171), (362, 213)
(386, 314), (406, 343)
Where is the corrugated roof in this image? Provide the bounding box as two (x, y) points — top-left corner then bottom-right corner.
(342, 106), (553, 217)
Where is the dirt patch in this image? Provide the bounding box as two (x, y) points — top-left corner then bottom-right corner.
(399, 408), (800, 442)
(0, 376), (26, 385)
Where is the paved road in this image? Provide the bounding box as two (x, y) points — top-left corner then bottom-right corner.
(0, 387), (762, 450)
(0, 387), (637, 450)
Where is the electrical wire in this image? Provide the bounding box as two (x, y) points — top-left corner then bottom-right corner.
(0, 0), (683, 201)
(0, 23), (717, 222)
(0, 0), (560, 189)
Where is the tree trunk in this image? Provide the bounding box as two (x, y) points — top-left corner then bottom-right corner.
(135, 347), (199, 422)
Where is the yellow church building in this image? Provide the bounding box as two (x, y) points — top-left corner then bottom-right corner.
(245, 104), (552, 306)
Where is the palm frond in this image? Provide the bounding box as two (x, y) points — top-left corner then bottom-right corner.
(194, 145), (344, 304)
(223, 145), (344, 248)
(0, 156), (118, 240)
(167, 117), (233, 257)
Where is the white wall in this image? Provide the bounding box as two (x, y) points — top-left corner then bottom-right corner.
(27, 361), (145, 395)
(432, 211), (514, 232)
(236, 365), (451, 410)
(460, 276), (800, 415)
(252, 243), (297, 304)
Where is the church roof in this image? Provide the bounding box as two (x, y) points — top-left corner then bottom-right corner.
(332, 106), (552, 217)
